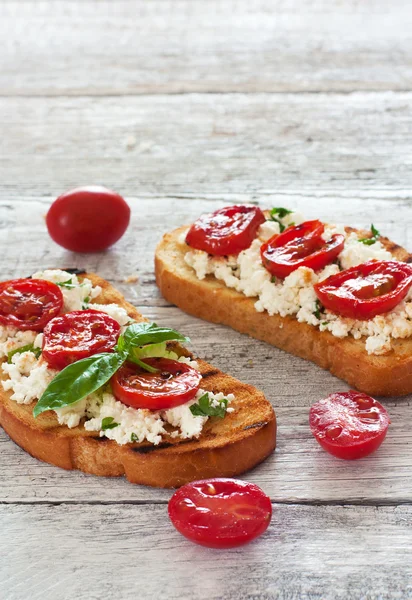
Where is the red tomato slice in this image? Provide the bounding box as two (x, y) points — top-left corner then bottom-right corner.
(42, 309), (121, 370)
(260, 220), (345, 278)
(111, 358), (202, 410)
(46, 186), (130, 252)
(309, 391), (390, 460)
(185, 205), (266, 256)
(168, 478), (272, 548)
(315, 260), (412, 319)
(0, 279), (63, 331)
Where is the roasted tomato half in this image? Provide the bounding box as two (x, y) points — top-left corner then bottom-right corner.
(314, 260), (412, 320)
(185, 205), (266, 256)
(0, 279), (63, 331)
(43, 309), (120, 369)
(261, 220), (345, 279)
(111, 358), (202, 410)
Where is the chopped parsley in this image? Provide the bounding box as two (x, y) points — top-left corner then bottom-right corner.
(359, 224), (381, 246)
(269, 207), (293, 233)
(56, 278), (77, 289)
(130, 432), (139, 442)
(190, 393), (229, 418)
(313, 299), (323, 320)
(101, 416), (119, 430)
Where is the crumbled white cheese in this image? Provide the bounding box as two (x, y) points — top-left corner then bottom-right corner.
(32, 269), (102, 312)
(258, 220), (280, 241)
(339, 231), (393, 270)
(1, 352), (57, 404)
(0, 328), (37, 359)
(89, 303), (131, 326)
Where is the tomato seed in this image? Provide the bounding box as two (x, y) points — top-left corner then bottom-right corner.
(325, 425), (343, 439)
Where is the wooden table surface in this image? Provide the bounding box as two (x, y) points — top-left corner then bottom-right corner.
(2, 2), (412, 599)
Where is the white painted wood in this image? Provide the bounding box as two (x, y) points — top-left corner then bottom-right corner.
(2, 503), (412, 600)
(1, 1), (412, 95)
(1, 404), (412, 504)
(1, 93), (412, 197)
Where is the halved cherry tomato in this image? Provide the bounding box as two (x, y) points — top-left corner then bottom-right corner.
(315, 260), (412, 320)
(261, 220), (345, 278)
(42, 309), (120, 370)
(168, 478), (272, 548)
(0, 279), (63, 331)
(111, 358), (201, 410)
(185, 205), (266, 256)
(309, 391), (390, 460)
(46, 186), (130, 252)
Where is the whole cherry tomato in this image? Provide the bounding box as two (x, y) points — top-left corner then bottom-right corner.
(261, 220), (345, 278)
(168, 478), (272, 548)
(0, 278), (63, 331)
(315, 260), (412, 319)
(185, 205), (266, 256)
(46, 186), (130, 252)
(309, 391), (390, 460)
(111, 358), (202, 410)
(42, 309), (121, 370)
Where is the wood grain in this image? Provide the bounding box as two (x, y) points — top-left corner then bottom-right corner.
(2, 503), (412, 600)
(2, 94), (412, 197)
(1, 0), (412, 95)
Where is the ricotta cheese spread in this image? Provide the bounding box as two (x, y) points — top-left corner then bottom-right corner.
(183, 210), (407, 355)
(0, 270), (235, 445)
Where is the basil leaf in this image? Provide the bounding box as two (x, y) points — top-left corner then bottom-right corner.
(101, 417), (119, 430)
(33, 351), (127, 417)
(122, 322), (190, 351)
(189, 393), (228, 418)
(127, 353), (160, 373)
(7, 344), (41, 363)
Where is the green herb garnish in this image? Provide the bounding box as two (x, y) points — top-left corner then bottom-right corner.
(314, 299), (323, 320)
(269, 207), (293, 232)
(359, 224), (381, 245)
(56, 278), (77, 289)
(101, 417), (119, 430)
(271, 276), (277, 284)
(190, 393), (229, 419)
(7, 344), (41, 364)
(130, 433), (139, 442)
(33, 322), (190, 417)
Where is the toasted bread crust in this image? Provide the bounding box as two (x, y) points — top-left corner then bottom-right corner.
(0, 273), (276, 487)
(155, 227), (412, 397)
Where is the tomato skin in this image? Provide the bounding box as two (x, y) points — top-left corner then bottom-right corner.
(112, 358), (202, 410)
(315, 260), (412, 320)
(168, 478), (272, 548)
(309, 391), (390, 460)
(261, 220), (344, 278)
(42, 309), (121, 370)
(0, 279), (63, 331)
(46, 186), (130, 252)
(185, 205), (266, 256)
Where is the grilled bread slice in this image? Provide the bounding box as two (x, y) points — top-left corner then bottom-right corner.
(0, 273), (276, 488)
(155, 226), (412, 397)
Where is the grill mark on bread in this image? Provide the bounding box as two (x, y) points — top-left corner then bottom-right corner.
(63, 268), (87, 275)
(244, 421), (268, 431)
(131, 438), (197, 454)
(201, 369), (220, 379)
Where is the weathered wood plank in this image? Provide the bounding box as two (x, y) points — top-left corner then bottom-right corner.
(1, 503), (412, 600)
(1, 196), (411, 503)
(1, 404), (411, 504)
(1, 93), (412, 197)
(1, 0), (412, 95)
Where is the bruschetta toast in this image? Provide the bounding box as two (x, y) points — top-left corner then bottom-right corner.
(155, 206), (412, 397)
(0, 270), (276, 488)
